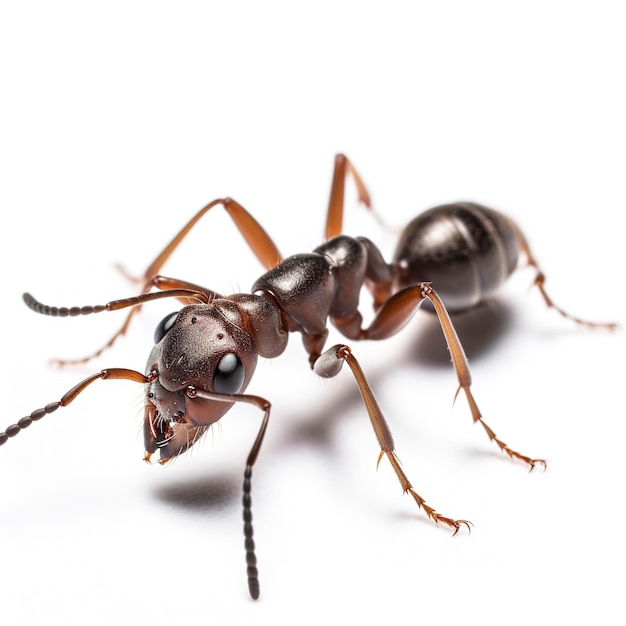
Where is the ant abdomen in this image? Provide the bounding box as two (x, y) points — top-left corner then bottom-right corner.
(393, 202), (521, 313)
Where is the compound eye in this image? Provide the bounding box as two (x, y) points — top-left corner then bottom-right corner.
(214, 352), (245, 394)
(154, 311), (179, 344)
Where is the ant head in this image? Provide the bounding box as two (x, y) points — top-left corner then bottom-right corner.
(143, 294), (287, 462)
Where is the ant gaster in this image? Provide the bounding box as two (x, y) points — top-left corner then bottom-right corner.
(1, 154), (616, 599)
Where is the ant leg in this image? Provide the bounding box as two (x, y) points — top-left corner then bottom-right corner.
(62, 198), (281, 364)
(512, 222), (617, 330)
(336, 283), (546, 470)
(54, 306), (141, 366)
(126, 198), (283, 284)
(532, 270), (618, 329)
(324, 154), (373, 239)
(531, 265), (617, 330)
(314, 344), (470, 534)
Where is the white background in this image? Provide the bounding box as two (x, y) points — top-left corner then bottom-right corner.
(1, 2), (624, 625)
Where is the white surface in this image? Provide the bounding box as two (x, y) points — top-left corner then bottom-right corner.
(1, 2), (624, 625)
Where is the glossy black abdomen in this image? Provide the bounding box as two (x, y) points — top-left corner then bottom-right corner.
(393, 202), (521, 312)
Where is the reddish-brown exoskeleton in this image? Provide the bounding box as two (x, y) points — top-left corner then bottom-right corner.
(1, 155), (617, 599)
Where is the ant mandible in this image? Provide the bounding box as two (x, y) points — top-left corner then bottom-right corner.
(1, 154), (617, 599)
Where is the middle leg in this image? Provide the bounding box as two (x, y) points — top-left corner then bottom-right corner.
(313, 343), (471, 533)
(332, 282), (546, 470)
(54, 197), (279, 364)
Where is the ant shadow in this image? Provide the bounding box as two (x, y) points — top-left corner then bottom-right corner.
(154, 472), (240, 514)
(153, 298), (516, 513)
(408, 298), (515, 367)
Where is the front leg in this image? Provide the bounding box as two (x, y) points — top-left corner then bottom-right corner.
(313, 344), (470, 534)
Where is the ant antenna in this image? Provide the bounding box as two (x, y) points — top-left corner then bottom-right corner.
(243, 466), (260, 599)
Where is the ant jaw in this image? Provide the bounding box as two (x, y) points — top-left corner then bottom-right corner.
(143, 452), (173, 466)
(143, 451), (164, 465)
(143, 397), (210, 463)
(144, 373), (243, 463)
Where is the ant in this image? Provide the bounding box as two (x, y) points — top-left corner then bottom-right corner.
(1, 154), (616, 599)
